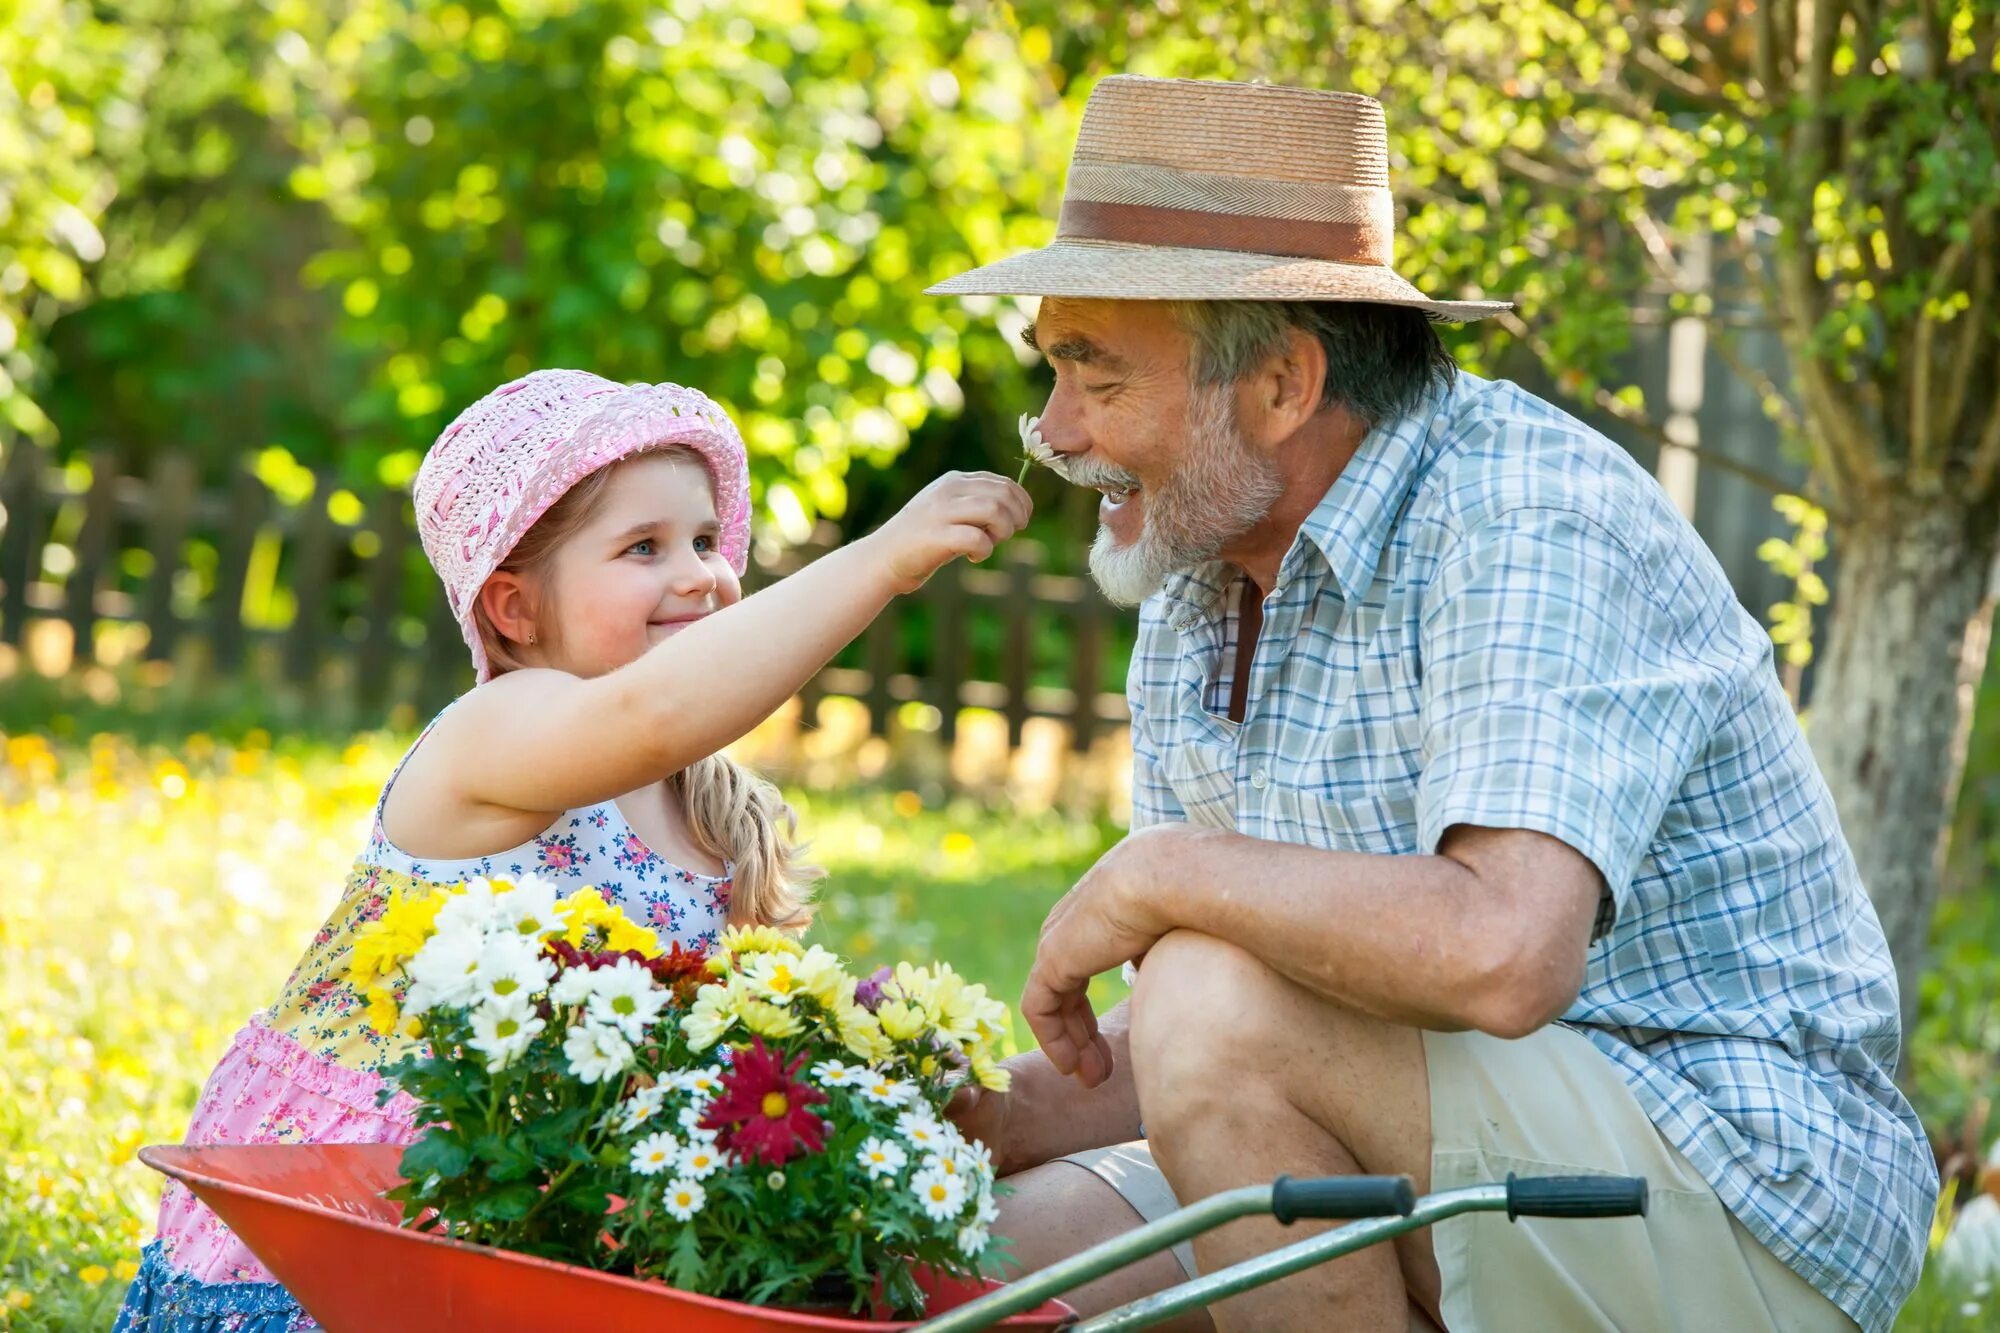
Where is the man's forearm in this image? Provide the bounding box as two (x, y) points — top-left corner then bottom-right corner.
(1152, 825), (1593, 1038)
(994, 1002), (1143, 1171)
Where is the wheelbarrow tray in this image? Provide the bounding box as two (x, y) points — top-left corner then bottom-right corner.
(140, 1143), (1074, 1332)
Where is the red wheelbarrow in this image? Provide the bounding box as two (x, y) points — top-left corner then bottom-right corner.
(142, 1143), (1648, 1331)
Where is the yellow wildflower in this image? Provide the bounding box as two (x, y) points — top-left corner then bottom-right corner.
(876, 999), (928, 1043)
(737, 995), (805, 1040)
(602, 915), (663, 959)
(78, 1265), (109, 1286)
(971, 1048), (1013, 1093)
(6, 1289), (31, 1310)
(115, 1259), (140, 1282)
(835, 1003), (893, 1064)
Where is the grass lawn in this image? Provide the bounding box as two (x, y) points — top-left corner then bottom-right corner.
(0, 726), (1985, 1329)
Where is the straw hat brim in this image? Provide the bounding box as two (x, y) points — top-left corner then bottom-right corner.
(926, 239), (1510, 323)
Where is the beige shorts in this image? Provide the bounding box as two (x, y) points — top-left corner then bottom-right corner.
(1057, 1022), (1857, 1331)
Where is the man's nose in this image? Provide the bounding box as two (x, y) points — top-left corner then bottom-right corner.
(1036, 385), (1091, 458)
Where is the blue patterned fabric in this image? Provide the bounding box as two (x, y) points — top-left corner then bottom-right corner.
(1126, 371), (1936, 1332)
(112, 1241), (316, 1332)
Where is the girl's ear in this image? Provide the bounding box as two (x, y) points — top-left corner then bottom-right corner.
(479, 571), (540, 648)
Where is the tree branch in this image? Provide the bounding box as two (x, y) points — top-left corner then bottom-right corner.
(1968, 393), (2000, 499)
(1938, 208), (1998, 452)
(1910, 236), (1972, 483)
(1493, 310), (1808, 504)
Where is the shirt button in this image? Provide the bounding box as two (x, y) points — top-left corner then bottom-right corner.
(1250, 768), (1269, 789)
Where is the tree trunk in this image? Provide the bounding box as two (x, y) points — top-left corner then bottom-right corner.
(1807, 493), (1998, 1043)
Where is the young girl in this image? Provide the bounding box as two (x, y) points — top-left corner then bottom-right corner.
(115, 368), (1030, 1331)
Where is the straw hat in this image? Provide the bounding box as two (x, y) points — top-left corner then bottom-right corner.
(927, 76), (1510, 322)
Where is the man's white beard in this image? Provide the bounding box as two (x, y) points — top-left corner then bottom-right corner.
(1087, 383), (1286, 607)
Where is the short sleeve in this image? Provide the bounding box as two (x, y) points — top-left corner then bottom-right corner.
(1416, 506), (1729, 937)
(1127, 601), (1188, 832)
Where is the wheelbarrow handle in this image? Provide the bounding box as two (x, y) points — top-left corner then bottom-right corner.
(1506, 1172), (1649, 1220)
(1271, 1173), (1417, 1223)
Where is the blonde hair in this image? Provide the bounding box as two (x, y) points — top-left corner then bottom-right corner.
(469, 452), (818, 931)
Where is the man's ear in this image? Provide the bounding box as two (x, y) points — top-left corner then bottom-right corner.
(478, 571), (540, 648)
(1238, 326), (1327, 448)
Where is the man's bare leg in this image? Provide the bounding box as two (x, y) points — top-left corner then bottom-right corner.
(990, 1160), (1215, 1332)
(1129, 928), (1445, 1332)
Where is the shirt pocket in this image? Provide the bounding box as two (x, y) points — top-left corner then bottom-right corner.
(1286, 757), (1420, 853)
(1159, 733), (1240, 829)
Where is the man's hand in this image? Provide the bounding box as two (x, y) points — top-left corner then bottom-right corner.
(1022, 822), (1195, 1087)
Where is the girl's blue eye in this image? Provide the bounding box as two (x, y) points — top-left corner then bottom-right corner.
(627, 539), (654, 556)
(693, 535), (715, 554)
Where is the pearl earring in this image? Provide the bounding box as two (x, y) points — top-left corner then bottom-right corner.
(526, 630), (538, 645)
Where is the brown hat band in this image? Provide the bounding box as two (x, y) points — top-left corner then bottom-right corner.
(1057, 198), (1391, 268)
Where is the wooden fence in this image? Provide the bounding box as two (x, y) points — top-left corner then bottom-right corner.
(0, 444), (1135, 749)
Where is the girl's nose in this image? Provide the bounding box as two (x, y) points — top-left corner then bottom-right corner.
(666, 548), (717, 598)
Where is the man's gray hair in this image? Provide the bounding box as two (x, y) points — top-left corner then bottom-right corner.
(1167, 300), (1457, 429)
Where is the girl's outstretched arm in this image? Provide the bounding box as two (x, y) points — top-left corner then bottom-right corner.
(424, 471), (1029, 818)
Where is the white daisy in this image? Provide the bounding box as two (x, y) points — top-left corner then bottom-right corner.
(585, 957), (670, 1041)
(973, 1191), (1001, 1227)
(857, 1073), (918, 1107)
(630, 1130), (680, 1176)
(676, 1066), (726, 1098)
(896, 1110), (946, 1152)
(810, 1059), (861, 1087)
(957, 1222), (991, 1257)
(488, 873), (561, 939)
(911, 1165), (967, 1222)
(922, 1151), (963, 1180)
(616, 1083), (669, 1134)
(677, 1103), (713, 1134)
(562, 1020), (634, 1084)
(433, 877), (503, 936)
(473, 932), (554, 1007)
(550, 965), (597, 1007)
(676, 1140), (725, 1179)
(856, 1137), (908, 1181)
(662, 1176), (706, 1220)
(466, 995), (545, 1072)
(403, 925), (485, 1014)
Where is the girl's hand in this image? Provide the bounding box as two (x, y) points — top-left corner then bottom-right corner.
(865, 471), (1032, 595)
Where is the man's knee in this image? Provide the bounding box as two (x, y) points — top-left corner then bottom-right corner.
(1129, 930), (1280, 1093)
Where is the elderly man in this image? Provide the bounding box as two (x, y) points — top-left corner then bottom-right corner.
(931, 76), (1934, 1332)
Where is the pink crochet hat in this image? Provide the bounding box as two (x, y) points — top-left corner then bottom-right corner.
(414, 368), (753, 682)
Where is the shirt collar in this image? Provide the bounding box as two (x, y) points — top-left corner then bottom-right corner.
(1296, 375), (1456, 602)
(1154, 372), (1459, 617)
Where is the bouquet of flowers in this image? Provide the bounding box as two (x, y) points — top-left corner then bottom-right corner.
(348, 874), (1014, 1317)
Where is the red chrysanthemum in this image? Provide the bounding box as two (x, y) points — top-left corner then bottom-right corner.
(698, 1038), (829, 1166)
(649, 942), (711, 1005)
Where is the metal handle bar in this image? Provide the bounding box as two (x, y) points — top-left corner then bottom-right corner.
(917, 1174), (1647, 1332)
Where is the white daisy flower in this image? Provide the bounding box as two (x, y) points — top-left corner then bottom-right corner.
(488, 873), (561, 939)
(617, 1084), (669, 1134)
(676, 1066), (726, 1098)
(676, 1139), (725, 1179)
(810, 1059), (861, 1087)
(630, 1130), (680, 1176)
(856, 1137), (908, 1181)
(466, 995), (545, 1072)
(562, 1020), (634, 1084)
(957, 1222), (991, 1257)
(662, 1176), (706, 1220)
(922, 1151), (963, 1180)
(585, 957), (670, 1041)
(473, 933), (554, 1007)
(550, 965), (598, 1007)
(676, 1103), (713, 1134)
(973, 1191), (1001, 1227)
(403, 926), (485, 1014)
(858, 1073), (918, 1107)
(911, 1165), (967, 1221)
(896, 1110), (945, 1151)
(1019, 413), (1058, 466)
(433, 877), (504, 936)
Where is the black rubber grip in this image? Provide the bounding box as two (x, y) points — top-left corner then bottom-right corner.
(1505, 1174), (1649, 1220)
(1270, 1174), (1418, 1224)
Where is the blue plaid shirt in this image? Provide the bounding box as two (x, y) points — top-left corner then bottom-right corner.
(1127, 372), (1935, 1331)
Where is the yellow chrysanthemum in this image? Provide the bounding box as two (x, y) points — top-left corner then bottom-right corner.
(602, 915), (663, 959)
(347, 886), (446, 988)
(681, 983), (738, 1051)
(876, 999), (928, 1043)
(971, 1048), (1012, 1093)
(363, 984), (402, 1036)
(835, 1003), (893, 1064)
(737, 995), (805, 1040)
(555, 887), (621, 947)
(714, 924), (804, 965)
(741, 944), (844, 1007)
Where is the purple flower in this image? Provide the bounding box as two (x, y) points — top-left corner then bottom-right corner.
(853, 965), (893, 1012)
